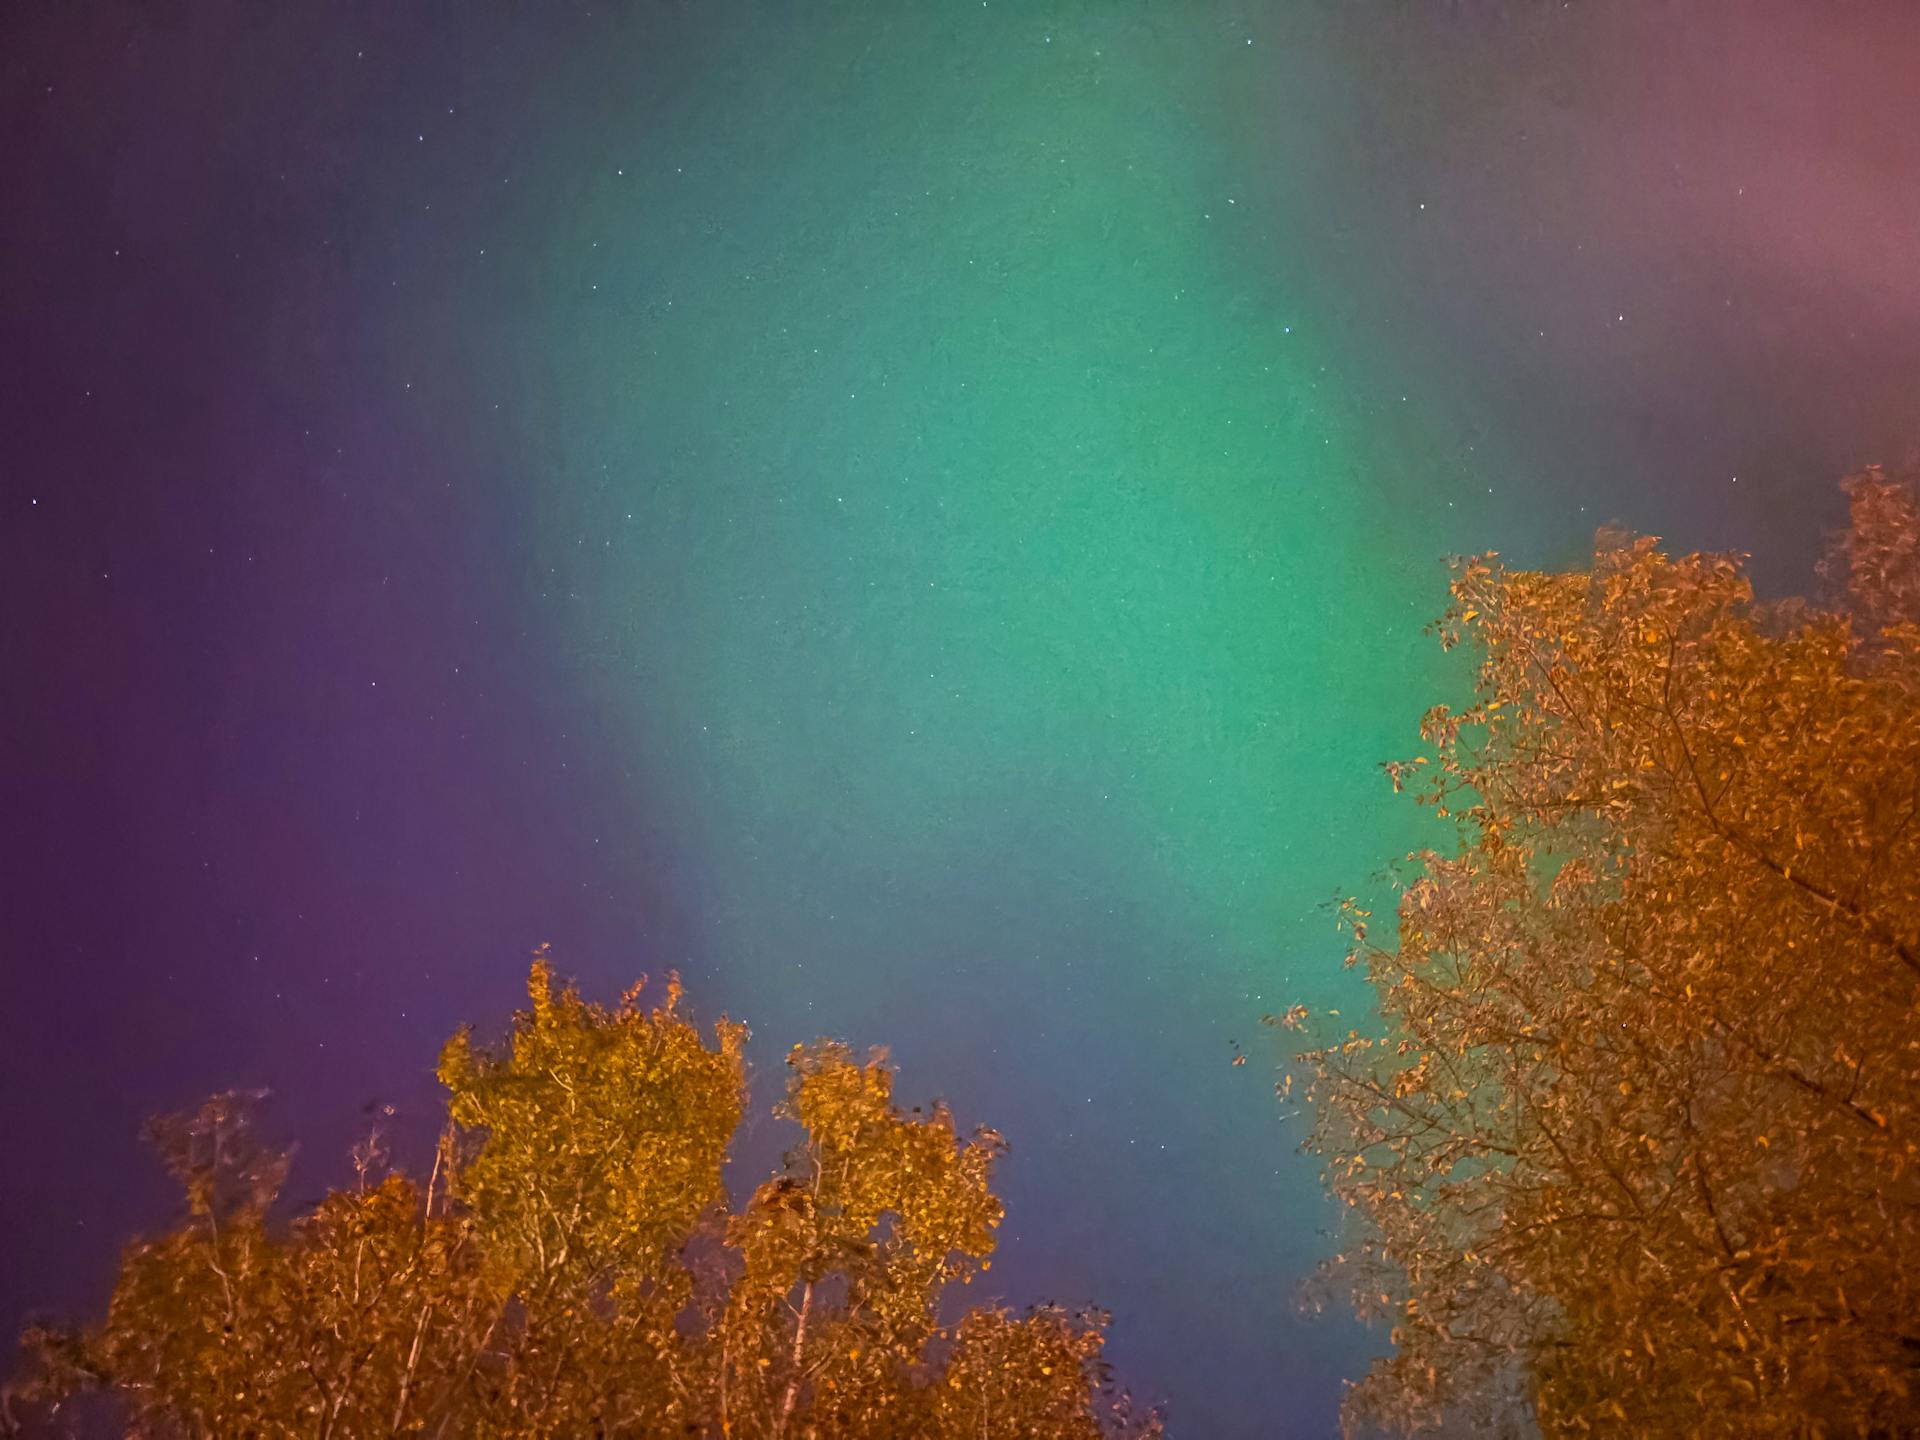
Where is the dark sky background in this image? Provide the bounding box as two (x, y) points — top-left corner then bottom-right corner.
(6, 5), (1920, 1436)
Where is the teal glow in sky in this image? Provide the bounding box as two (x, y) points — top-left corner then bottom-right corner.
(515, 8), (1499, 1425)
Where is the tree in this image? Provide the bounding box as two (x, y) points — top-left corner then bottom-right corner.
(1295, 467), (1920, 1437)
(7, 951), (1160, 1439)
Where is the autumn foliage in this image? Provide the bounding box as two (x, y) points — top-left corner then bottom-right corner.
(7, 954), (1159, 1439)
(1297, 467), (1920, 1436)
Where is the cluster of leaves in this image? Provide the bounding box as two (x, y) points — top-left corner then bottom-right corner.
(6, 951), (1160, 1439)
(1294, 467), (1920, 1436)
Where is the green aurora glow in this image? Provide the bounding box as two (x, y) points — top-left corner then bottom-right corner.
(514, 7), (1492, 1425)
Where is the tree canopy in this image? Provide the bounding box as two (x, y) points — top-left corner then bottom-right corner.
(7, 953), (1160, 1439)
(1296, 467), (1920, 1436)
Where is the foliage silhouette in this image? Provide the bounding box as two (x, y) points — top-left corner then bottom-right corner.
(1295, 466), (1920, 1437)
(7, 953), (1160, 1440)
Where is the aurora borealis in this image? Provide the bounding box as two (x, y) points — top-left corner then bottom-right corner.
(8, 4), (1920, 1435)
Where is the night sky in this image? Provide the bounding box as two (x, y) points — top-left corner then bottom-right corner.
(6, 4), (1920, 1436)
